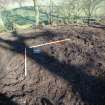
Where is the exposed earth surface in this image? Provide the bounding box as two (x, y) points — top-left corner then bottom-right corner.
(0, 25), (105, 105)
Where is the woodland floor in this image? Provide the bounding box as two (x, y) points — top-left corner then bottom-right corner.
(0, 25), (105, 105)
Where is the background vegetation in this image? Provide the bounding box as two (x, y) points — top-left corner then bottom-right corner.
(0, 0), (105, 32)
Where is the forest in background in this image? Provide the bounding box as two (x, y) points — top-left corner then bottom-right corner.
(0, 0), (105, 32)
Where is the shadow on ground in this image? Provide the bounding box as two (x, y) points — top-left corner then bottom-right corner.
(0, 93), (18, 105)
(0, 30), (105, 105)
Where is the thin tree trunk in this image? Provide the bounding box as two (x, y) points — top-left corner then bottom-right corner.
(33, 0), (40, 26)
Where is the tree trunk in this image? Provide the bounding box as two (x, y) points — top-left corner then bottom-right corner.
(33, 0), (40, 26)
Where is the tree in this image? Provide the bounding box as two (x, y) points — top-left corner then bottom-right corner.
(0, 0), (9, 10)
(14, 0), (29, 8)
(56, 0), (82, 24)
(49, 0), (54, 24)
(32, 0), (40, 26)
(82, 0), (105, 24)
(15, 0), (24, 7)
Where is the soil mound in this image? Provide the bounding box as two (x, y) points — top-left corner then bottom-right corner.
(0, 25), (105, 105)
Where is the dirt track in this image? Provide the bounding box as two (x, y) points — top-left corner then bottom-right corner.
(0, 25), (105, 105)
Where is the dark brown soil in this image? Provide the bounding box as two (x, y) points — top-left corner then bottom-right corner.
(0, 25), (105, 105)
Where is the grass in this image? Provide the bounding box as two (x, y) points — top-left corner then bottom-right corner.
(0, 26), (6, 33)
(0, 6), (49, 32)
(16, 24), (32, 29)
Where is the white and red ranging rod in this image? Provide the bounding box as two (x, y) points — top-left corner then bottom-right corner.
(25, 38), (71, 76)
(30, 38), (71, 48)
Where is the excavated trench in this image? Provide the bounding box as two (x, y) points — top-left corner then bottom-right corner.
(0, 25), (105, 105)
